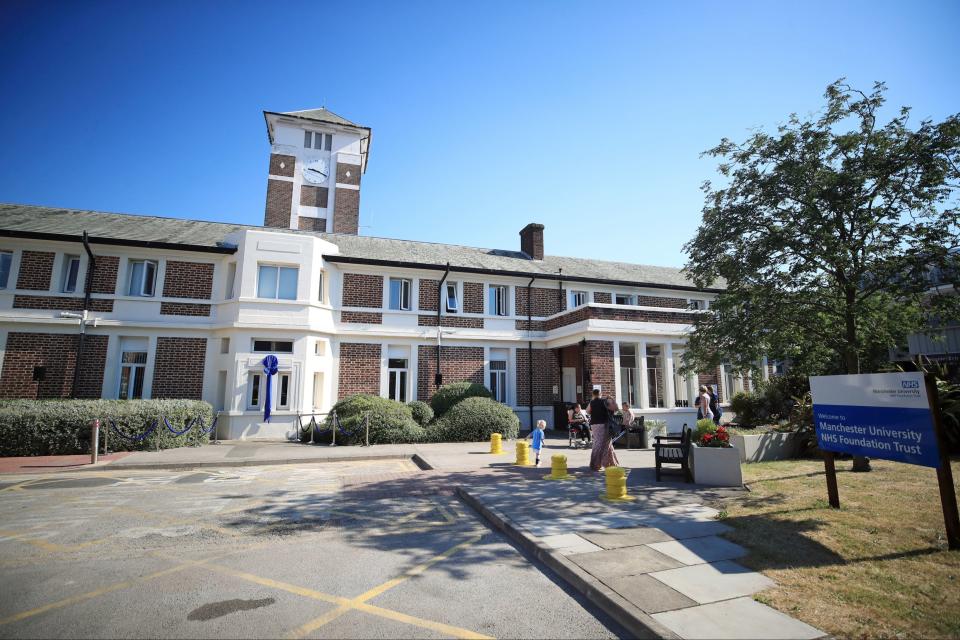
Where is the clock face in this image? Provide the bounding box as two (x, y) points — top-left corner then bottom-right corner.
(302, 158), (329, 185)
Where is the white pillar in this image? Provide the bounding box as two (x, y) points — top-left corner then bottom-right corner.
(612, 341), (622, 405)
(761, 357), (770, 381)
(664, 343), (676, 409)
(638, 340), (649, 410)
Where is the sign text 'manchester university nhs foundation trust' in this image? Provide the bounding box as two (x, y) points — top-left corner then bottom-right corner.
(810, 372), (940, 468)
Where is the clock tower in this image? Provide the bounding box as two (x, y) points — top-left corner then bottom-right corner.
(262, 108), (371, 234)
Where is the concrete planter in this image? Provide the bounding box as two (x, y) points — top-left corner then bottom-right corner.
(731, 431), (799, 463)
(691, 444), (743, 487)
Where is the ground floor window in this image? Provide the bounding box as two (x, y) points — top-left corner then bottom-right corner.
(388, 358), (408, 402)
(248, 372), (262, 409)
(118, 351), (147, 400)
(646, 344), (665, 408)
(277, 373), (291, 410)
(619, 344), (638, 407)
(489, 360), (507, 403)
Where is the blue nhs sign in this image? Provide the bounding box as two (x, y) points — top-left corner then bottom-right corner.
(810, 372), (940, 468)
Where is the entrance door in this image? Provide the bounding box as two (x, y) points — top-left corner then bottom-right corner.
(562, 367), (576, 402)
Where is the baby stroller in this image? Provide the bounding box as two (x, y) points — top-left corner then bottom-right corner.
(568, 405), (591, 449)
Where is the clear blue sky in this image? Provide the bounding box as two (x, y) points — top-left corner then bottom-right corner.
(1, 0), (957, 267)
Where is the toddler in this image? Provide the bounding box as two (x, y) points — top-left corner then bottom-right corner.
(528, 419), (546, 466)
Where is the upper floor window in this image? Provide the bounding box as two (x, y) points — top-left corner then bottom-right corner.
(257, 264), (298, 300)
(445, 282), (459, 313)
(614, 293), (634, 305)
(304, 131), (332, 151)
(61, 255), (81, 293)
(489, 285), (508, 316)
(128, 260), (157, 297)
(570, 290), (587, 308)
(389, 278), (411, 311)
(253, 339), (293, 353)
(318, 271), (325, 303)
(224, 262), (237, 300)
(688, 299), (706, 310)
(0, 251), (13, 289)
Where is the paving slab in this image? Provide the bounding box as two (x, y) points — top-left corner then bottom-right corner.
(655, 519), (733, 540)
(650, 560), (776, 604)
(568, 546), (683, 579)
(579, 527), (675, 549)
(605, 574), (698, 614)
(539, 533), (604, 555)
(652, 596), (825, 639)
(647, 536), (748, 565)
(655, 504), (720, 521)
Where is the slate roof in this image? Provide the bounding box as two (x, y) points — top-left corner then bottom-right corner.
(268, 107), (368, 130)
(0, 203), (718, 291)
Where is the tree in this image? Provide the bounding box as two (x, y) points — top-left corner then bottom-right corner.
(682, 80), (960, 471)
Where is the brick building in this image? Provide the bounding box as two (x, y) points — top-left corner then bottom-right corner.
(0, 108), (766, 438)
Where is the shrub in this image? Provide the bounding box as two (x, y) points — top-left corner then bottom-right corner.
(729, 392), (765, 428)
(326, 394), (424, 444)
(0, 399), (213, 456)
(429, 382), (492, 417)
(694, 418), (717, 443)
(407, 401), (434, 427)
(754, 373), (810, 421)
(430, 397), (519, 442)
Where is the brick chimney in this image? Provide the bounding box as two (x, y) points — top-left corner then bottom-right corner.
(520, 223), (544, 260)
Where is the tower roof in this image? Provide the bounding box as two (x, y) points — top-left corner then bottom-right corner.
(264, 107), (368, 131)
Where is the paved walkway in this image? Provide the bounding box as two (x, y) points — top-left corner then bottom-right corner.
(0, 452), (131, 474)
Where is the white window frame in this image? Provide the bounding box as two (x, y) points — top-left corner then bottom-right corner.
(445, 281), (459, 313)
(645, 345), (666, 408)
(387, 358), (409, 402)
(252, 339), (294, 353)
(304, 131), (332, 151)
(127, 259), (157, 297)
(61, 255), (81, 294)
(489, 285), (508, 316)
(489, 360), (508, 403)
(570, 290), (587, 308)
(318, 271), (325, 303)
(688, 298), (706, 310)
(0, 251), (12, 289)
(117, 351), (148, 400)
(257, 264), (298, 300)
(388, 278), (411, 311)
(619, 344), (639, 407)
(277, 372), (291, 410)
(224, 262), (237, 299)
(248, 372), (263, 409)
(614, 293), (635, 306)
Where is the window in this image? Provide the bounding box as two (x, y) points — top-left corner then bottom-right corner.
(248, 373), (262, 409)
(304, 131), (332, 151)
(723, 364), (736, 403)
(614, 293), (634, 305)
(389, 278), (411, 311)
(220, 338), (230, 354)
(646, 345), (665, 408)
(445, 282), (459, 313)
(277, 373), (291, 410)
(318, 271), (324, 303)
(388, 358), (408, 402)
(257, 264), (298, 300)
(225, 262), (237, 299)
(570, 290), (587, 308)
(489, 285), (508, 316)
(619, 345), (639, 407)
(673, 352), (690, 407)
(489, 360), (507, 403)
(61, 255), (80, 293)
(0, 251), (11, 289)
(118, 351), (147, 400)
(252, 339), (293, 353)
(313, 372), (324, 410)
(688, 299), (705, 310)
(127, 260), (157, 297)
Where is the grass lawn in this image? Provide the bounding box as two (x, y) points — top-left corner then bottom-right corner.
(710, 458), (960, 639)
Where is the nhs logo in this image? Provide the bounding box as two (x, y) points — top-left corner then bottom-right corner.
(902, 380), (920, 389)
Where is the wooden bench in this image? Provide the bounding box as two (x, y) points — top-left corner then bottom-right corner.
(654, 425), (692, 482)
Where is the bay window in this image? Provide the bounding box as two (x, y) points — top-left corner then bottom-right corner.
(257, 264), (298, 300)
(646, 345), (665, 408)
(619, 344), (639, 407)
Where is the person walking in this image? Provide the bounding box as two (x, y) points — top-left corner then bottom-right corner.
(698, 385), (713, 422)
(586, 390), (619, 471)
(527, 419), (547, 466)
(709, 386), (722, 425)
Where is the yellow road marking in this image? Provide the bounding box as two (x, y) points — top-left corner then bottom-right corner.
(0, 529), (111, 553)
(192, 545), (491, 640)
(286, 534), (484, 639)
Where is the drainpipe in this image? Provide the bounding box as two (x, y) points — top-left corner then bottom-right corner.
(71, 231), (96, 399)
(526, 276), (535, 430)
(557, 269), (563, 402)
(435, 263), (450, 388)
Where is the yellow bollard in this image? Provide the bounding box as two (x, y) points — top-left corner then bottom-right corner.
(515, 441), (533, 466)
(544, 454), (575, 480)
(601, 466), (636, 502)
(489, 432), (505, 454)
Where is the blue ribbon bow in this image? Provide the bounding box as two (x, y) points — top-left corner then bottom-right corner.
(261, 355), (279, 422)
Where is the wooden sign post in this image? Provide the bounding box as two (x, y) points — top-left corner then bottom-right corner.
(811, 372), (959, 550)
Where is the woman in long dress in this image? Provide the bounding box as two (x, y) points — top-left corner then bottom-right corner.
(587, 393), (620, 471)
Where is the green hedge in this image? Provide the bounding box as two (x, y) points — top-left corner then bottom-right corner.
(429, 382), (492, 417)
(0, 399), (213, 457)
(430, 397), (520, 442)
(326, 394), (425, 444)
(407, 401), (434, 427)
(729, 392), (765, 428)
